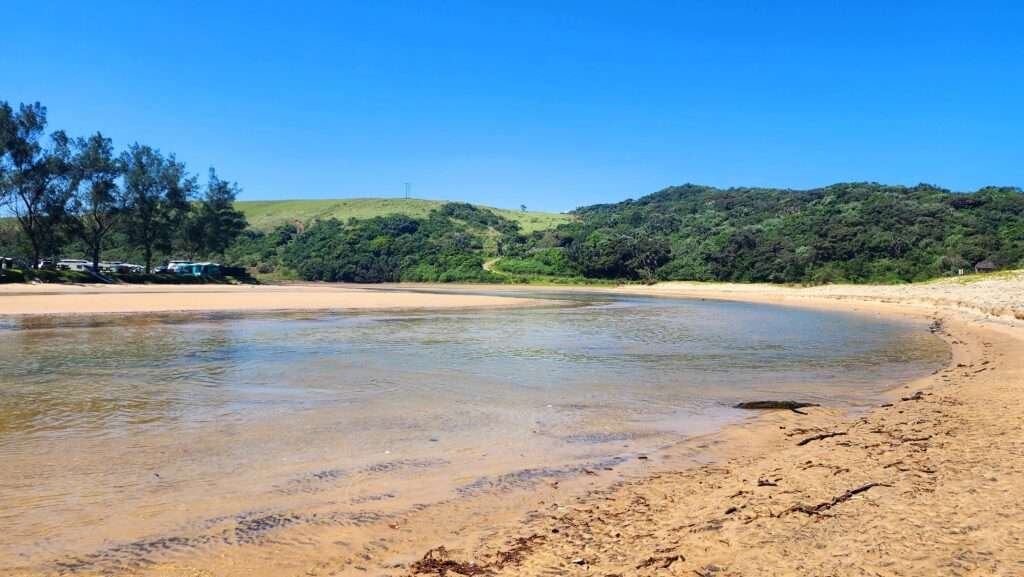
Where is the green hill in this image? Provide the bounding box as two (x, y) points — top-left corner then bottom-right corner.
(234, 198), (571, 233)
(504, 182), (1024, 284)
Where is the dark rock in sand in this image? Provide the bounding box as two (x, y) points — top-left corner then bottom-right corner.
(734, 401), (820, 411)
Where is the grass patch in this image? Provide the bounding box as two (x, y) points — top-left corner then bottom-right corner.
(235, 198), (572, 234)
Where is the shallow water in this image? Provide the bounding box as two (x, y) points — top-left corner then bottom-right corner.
(0, 292), (946, 573)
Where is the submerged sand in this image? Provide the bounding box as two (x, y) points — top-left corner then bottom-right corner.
(3, 274), (1023, 576)
(0, 283), (541, 316)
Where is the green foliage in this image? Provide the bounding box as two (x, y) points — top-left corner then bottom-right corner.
(68, 132), (123, 268)
(0, 102), (76, 266)
(276, 205), (511, 283)
(513, 183), (1024, 284)
(178, 169), (248, 259)
(119, 144), (193, 272)
(494, 248), (577, 276)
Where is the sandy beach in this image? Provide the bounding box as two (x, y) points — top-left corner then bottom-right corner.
(392, 274), (1024, 577)
(0, 283), (542, 316)
(3, 275), (1022, 576)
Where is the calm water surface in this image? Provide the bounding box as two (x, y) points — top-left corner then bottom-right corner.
(0, 292), (946, 572)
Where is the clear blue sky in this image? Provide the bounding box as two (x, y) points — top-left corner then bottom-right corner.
(4, 1), (1022, 212)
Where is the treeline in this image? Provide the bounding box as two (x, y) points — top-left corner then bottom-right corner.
(226, 203), (510, 283)
(0, 101), (247, 272)
(208, 183), (1024, 286)
(501, 183), (1024, 283)
(5, 99), (1022, 286)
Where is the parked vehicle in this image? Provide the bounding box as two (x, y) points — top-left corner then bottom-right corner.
(100, 261), (144, 274)
(176, 262), (221, 278)
(57, 259), (94, 272)
(154, 261), (192, 274)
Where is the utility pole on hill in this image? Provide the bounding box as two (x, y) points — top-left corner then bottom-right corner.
(404, 182), (411, 199)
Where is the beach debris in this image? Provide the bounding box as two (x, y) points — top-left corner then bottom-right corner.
(570, 557), (587, 565)
(734, 401), (820, 414)
(784, 482), (891, 516)
(410, 547), (489, 576)
(900, 391), (928, 402)
(796, 431), (847, 446)
(636, 553), (683, 569)
(494, 535), (545, 568)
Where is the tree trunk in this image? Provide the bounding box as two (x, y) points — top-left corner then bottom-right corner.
(29, 235), (41, 270)
(144, 245), (153, 274)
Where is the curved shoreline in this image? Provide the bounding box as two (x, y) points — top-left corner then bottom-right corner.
(3, 278), (1022, 576)
(391, 281), (1024, 577)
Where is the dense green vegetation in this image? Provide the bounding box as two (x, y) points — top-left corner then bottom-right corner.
(227, 203), (511, 283)
(228, 182), (1024, 285)
(501, 183), (1024, 284)
(0, 100), (248, 274)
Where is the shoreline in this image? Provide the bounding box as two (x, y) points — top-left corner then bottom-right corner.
(3, 277), (1022, 575)
(390, 280), (1023, 576)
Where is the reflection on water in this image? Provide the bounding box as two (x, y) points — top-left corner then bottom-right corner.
(0, 293), (946, 573)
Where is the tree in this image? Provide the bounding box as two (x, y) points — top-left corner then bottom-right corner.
(69, 133), (123, 270)
(178, 169), (248, 259)
(197, 169), (247, 257)
(0, 102), (74, 267)
(177, 207), (207, 261)
(120, 144), (192, 272)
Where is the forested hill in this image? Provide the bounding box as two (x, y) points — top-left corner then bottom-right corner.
(503, 183), (1024, 284)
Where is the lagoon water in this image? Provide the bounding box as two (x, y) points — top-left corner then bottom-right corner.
(0, 292), (947, 573)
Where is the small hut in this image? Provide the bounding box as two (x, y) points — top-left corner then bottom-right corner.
(974, 259), (997, 274)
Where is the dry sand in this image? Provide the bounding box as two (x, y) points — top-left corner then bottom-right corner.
(0, 283), (541, 316)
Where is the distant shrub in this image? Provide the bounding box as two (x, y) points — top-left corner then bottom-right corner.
(494, 248), (577, 276)
(0, 269), (26, 283)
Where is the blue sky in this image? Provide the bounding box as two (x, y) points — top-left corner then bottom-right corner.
(4, 1), (1022, 212)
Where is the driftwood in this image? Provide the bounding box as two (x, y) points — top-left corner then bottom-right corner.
(796, 431), (847, 446)
(784, 482), (891, 516)
(735, 401), (820, 414)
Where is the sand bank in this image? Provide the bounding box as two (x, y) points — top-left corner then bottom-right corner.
(0, 283), (541, 316)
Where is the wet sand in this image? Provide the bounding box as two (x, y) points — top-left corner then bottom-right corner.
(0, 283), (541, 316)
(4, 275), (1023, 576)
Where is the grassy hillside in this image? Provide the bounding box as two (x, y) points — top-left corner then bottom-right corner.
(235, 198), (571, 233)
